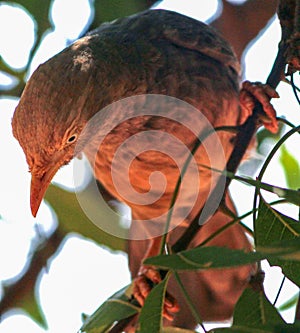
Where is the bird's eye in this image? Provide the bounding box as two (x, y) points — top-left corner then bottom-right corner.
(67, 134), (77, 144)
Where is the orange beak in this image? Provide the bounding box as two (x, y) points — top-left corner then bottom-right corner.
(30, 164), (61, 217)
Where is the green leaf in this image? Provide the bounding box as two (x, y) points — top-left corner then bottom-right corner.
(277, 293), (299, 312)
(207, 168), (300, 206)
(145, 247), (263, 270)
(14, 0), (52, 38)
(5, 0), (53, 75)
(280, 145), (300, 189)
(20, 292), (47, 328)
(211, 323), (300, 333)
(256, 126), (282, 152)
(45, 184), (127, 252)
(20, 293), (47, 329)
(273, 322), (300, 333)
(81, 284), (139, 333)
(144, 239), (300, 271)
(210, 287), (285, 332)
(255, 201), (300, 245)
(234, 175), (300, 206)
(233, 288), (284, 326)
(93, 0), (150, 24)
(137, 274), (171, 333)
(255, 199), (300, 286)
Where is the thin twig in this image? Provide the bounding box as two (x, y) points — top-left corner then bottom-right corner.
(0, 227), (65, 317)
(291, 73), (300, 104)
(159, 125), (240, 255)
(273, 277), (286, 306)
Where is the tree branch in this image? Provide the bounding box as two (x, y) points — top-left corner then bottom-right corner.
(0, 227), (66, 317)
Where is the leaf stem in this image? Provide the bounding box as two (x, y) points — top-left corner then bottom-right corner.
(273, 276), (286, 306)
(253, 125), (300, 242)
(198, 199), (286, 247)
(159, 125), (240, 255)
(173, 271), (207, 333)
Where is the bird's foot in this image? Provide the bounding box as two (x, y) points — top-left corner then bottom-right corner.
(133, 266), (179, 321)
(239, 80), (279, 133)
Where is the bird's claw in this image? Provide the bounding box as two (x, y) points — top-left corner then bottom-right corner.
(133, 266), (179, 321)
(239, 80), (279, 133)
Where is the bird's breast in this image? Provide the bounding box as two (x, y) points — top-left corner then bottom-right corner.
(83, 108), (237, 235)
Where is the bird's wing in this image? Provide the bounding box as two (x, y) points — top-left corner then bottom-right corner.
(158, 10), (240, 75)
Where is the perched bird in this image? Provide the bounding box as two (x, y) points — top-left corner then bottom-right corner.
(12, 9), (278, 330)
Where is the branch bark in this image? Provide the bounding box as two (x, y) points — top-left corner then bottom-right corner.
(0, 227), (65, 317)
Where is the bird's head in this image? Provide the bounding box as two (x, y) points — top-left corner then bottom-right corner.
(12, 36), (101, 217)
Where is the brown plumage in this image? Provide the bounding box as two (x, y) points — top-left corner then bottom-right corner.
(12, 9), (268, 330)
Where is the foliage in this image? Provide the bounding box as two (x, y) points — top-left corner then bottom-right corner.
(81, 284), (139, 333)
(1, 1), (300, 333)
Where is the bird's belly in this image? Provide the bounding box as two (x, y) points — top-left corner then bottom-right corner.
(84, 114), (236, 236)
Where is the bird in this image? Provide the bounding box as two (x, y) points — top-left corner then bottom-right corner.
(12, 9), (278, 330)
